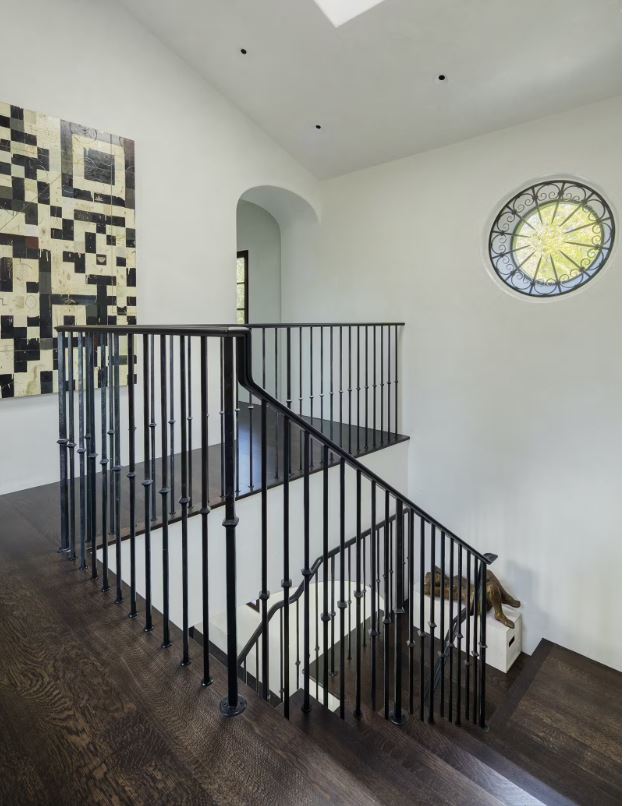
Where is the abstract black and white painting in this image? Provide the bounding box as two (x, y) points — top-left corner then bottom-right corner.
(0, 102), (136, 397)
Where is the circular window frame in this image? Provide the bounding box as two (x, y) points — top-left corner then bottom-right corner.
(487, 177), (616, 300)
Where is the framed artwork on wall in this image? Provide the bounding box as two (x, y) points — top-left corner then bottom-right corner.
(0, 102), (136, 398)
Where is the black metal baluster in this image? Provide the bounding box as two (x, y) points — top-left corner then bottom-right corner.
(347, 543), (352, 662)
(347, 326), (352, 453)
(383, 491), (391, 719)
(372, 326), (377, 446)
(419, 517), (425, 720)
(387, 325), (391, 443)
(77, 334), (87, 570)
(282, 414), (291, 718)
(408, 510), (415, 715)
(330, 554), (336, 679)
(100, 335), (109, 592)
(329, 327), (334, 442)
(113, 334), (122, 602)
(168, 335), (175, 517)
(302, 431), (311, 713)
(149, 334), (156, 521)
(370, 481), (377, 709)
(315, 565), (319, 702)
(479, 560), (487, 729)
(309, 328), (314, 468)
(339, 326), (343, 448)
(392, 498), (406, 724)
(187, 336), (193, 510)
(142, 335), (152, 630)
(376, 525), (381, 636)
(220, 336), (246, 716)
(57, 331), (68, 554)
(67, 333), (76, 560)
(298, 327), (303, 472)
(364, 327), (369, 446)
(322, 445), (329, 707)
(286, 327), (292, 474)
(179, 336), (190, 666)
(362, 521), (367, 649)
(338, 459), (346, 718)
(394, 324), (399, 436)
(440, 530), (446, 718)
(108, 333), (115, 537)
(380, 325), (384, 443)
(274, 327), (279, 479)
(448, 536), (455, 722)
(465, 555), (471, 721)
(279, 609), (284, 703)
(235, 373), (240, 498)
(473, 555), (479, 724)
(356, 326), (361, 453)
(127, 335), (136, 614)
(160, 335), (171, 648)
(456, 544), (462, 725)
(296, 597), (301, 695)
(262, 327), (267, 390)
(247, 386), (253, 490)
(320, 325), (324, 426)
(220, 340), (225, 499)
(260, 399), (269, 699)
(86, 335), (97, 580)
(354, 470), (362, 718)
(429, 522), (435, 722)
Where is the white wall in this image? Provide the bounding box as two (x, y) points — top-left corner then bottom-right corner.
(0, 0), (319, 495)
(236, 200), (281, 323)
(282, 97), (622, 670)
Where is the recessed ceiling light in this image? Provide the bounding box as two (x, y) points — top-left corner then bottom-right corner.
(438, 74), (447, 81)
(315, 124), (322, 130)
(312, 0), (387, 27)
(240, 48), (247, 55)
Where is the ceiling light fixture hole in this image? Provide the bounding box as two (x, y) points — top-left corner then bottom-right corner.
(438, 74), (447, 81)
(240, 48), (247, 55)
(315, 124), (322, 129)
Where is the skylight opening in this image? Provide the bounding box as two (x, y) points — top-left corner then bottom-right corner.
(312, 0), (387, 27)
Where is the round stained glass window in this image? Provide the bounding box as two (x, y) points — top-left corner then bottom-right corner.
(489, 180), (615, 297)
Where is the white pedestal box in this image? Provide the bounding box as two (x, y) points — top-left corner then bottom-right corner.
(484, 606), (522, 673)
(411, 588), (522, 673)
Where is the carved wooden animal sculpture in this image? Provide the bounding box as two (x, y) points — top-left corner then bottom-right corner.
(424, 566), (520, 628)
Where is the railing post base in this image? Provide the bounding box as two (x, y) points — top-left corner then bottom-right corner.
(390, 709), (408, 726)
(219, 695), (247, 717)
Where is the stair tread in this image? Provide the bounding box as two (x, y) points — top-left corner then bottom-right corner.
(289, 692), (514, 805)
(410, 713), (574, 806)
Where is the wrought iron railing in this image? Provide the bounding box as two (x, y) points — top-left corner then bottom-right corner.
(55, 322), (494, 727)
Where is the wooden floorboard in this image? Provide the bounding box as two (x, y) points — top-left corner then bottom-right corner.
(484, 640), (622, 805)
(0, 494), (380, 805)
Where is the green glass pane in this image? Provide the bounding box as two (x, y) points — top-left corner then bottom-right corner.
(512, 200), (603, 285)
(236, 283), (246, 308)
(236, 308), (245, 324)
(236, 257), (246, 283)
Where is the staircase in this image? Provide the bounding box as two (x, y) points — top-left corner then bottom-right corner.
(53, 320), (598, 803)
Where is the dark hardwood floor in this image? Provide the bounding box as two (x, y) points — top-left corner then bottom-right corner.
(314, 613), (621, 805)
(0, 489), (380, 805)
(1, 414), (620, 805)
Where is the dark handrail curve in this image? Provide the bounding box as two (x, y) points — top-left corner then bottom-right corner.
(237, 514), (396, 666)
(235, 332), (494, 566)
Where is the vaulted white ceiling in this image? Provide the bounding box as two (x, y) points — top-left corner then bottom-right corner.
(118, 0), (621, 178)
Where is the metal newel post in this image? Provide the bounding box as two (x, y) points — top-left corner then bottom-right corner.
(220, 335), (247, 717)
(57, 331), (69, 553)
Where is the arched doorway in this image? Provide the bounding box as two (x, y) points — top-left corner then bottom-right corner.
(235, 186), (320, 325)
